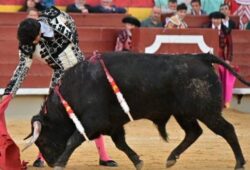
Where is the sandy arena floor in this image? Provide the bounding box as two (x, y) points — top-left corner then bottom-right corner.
(7, 108), (250, 170)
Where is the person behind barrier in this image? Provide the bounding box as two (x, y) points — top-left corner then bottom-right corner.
(19, 0), (45, 12)
(220, 3), (236, 30)
(208, 11), (235, 108)
(165, 3), (188, 29)
(141, 6), (163, 27)
(92, 0), (126, 13)
(66, 0), (93, 13)
(190, 0), (206, 16)
(115, 16), (141, 51)
(27, 8), (39, 19)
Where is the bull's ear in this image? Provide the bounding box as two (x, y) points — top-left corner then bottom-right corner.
(23, 132), (32, 140)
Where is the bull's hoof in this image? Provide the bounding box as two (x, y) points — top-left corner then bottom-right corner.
(235, 167), (245, 170)
(54, 166), (64, 170)
(99, 160), (118, 167)
(135, 160), (144, 170)
(234, 165), (245, 170)
(166, 159), (176, 168)
(33, 158), (45, 167)
(235, 160), (246, 170)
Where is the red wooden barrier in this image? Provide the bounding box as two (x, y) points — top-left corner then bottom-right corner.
(0, 26), (121, 88)
(1, 26), (250, 89)
(232, 30), (250, 88)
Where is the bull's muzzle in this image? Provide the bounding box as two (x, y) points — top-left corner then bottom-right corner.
(22, 121), (42, 151)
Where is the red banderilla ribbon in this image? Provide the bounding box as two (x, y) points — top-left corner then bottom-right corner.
(99, 59), (134, 121)
(54, 86), (90, 141)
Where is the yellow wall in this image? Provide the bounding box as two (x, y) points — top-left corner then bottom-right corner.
(0, 5), (22, 12)
(0, 5), (66, 12)
(127, 7), (152, 21)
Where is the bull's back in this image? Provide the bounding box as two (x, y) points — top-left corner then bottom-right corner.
(106, 52), (222, 115)
(62, 52), (222, 120)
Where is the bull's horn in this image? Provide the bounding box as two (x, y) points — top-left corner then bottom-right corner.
(22, 121), (42, 152)
(23, 132), (32, 140)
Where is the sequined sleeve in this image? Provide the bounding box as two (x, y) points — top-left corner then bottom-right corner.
(60, 11), (79, 44)
(3, 50), (33, 95)
(49, 69), (64, 90)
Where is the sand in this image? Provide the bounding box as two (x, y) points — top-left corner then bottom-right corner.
(6, 108), (250, 170)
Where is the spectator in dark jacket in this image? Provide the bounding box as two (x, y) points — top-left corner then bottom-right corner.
(220, 3), (236, 30)
(190, 0), (206, 16)
(92, 0), (126, 13)
(19, 0), (45, 12)
(141, 7), (163, 27)
(66, 0), (93, 13)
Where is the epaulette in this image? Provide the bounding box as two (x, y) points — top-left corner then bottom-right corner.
(40, 6), (61, 19)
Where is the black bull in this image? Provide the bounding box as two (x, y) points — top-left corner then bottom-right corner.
(28, 52), (249, 170)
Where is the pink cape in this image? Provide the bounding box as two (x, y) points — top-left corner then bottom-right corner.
(218, 65), (236, 104)
(0, 94), (27, 170)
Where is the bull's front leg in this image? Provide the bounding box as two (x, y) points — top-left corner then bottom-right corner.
(111, 126), (143, 170)
(54, 130), (84, 170)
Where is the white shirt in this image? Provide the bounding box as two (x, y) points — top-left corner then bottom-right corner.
(39, 21), (54, 38)
(212, 24), (221, 30)
(222, 19), (229, 28)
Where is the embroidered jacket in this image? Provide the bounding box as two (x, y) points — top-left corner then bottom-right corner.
(165, 15), (188, 29)
(218, 24), (233, 61)
(115, 29), (132, 51)
(205, 23), (233, 61)
(4, 7), (84, 95)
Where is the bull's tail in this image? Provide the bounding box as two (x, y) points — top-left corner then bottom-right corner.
(153, 120), (168, 142)
(201, 54), (250, 86)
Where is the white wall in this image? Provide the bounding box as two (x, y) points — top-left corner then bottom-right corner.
(2, 94), (249, 122)
(4, 95), (46, 121)
(231, 95), (250, 113)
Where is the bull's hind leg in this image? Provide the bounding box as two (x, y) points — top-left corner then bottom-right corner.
(167, 115), (202, 167)
(54, 130), (84, 169)
(111, 126), (143, 170)
(198, 114), (246, 170)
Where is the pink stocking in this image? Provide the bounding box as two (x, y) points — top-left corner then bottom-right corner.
(95, 135), (111, 161)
